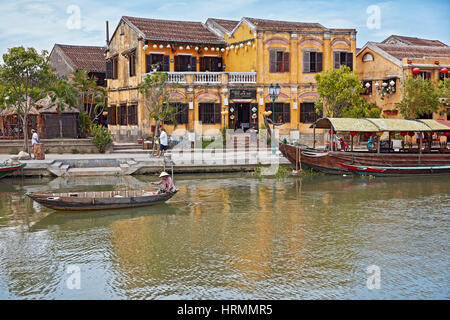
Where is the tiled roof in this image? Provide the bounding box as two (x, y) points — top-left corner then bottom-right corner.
(382, 35), (447, 47)
(56, 44), (106, 73)
(208, 18), (240, 33)
(244, 17), (325, 31)
(123, 16), (225, 44)
(375, 43), (450, 60)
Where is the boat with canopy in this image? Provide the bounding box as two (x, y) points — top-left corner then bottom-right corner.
(266, 116), (450, 175)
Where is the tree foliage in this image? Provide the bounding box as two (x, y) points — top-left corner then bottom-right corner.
(47, 79), (79, 112)
(395, 76), (441, 118)
(0, 46), (54, 151)
(314, 65), (378, 118)
(90, 124), (112, 153)
(139, 72), (180, 149)
(72, 69), (107, 121)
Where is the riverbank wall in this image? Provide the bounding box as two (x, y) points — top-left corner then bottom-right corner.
(0, 149), (290, 177)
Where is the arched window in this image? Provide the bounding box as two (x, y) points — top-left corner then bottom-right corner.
(362, 53), (374, 62)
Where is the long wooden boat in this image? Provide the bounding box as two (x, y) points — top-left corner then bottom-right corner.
(279, 143), (450, 175)
(27, 190), (176, 211)
(0, 162), (26, 179)
(338, 161), (450, 176)
(264, 116), (450, 175)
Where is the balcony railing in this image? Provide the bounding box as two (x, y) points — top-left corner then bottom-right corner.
(228, 72), (257, 84)
(141, 72), (257, 85)
(194, 72), (221, 84)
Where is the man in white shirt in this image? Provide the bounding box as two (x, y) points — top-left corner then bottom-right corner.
(31, 129), (40, 159)
(156, 126), (168, 158)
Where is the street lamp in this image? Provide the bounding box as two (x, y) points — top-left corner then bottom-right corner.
(268, 83), (281, 154)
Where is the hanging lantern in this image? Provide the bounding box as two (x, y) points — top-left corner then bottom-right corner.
(376, 132), (383, 136)
(441, 68), (448, 74)
(211, 47), (215, 51)
(412, 67), (420, 75)
(230, 45), (234, 49)
(444, 131), (450, 136)
(204, 47), (208, 51)
(247, 41), (251, 46)
(220, 48), (225, 52)
(159, 44), (163, 49)
(216, 47), (220, 51)
(179, 46), (183, 50)
(350, 131), (358, 137)
(408, 132), (415, 137)
(365, 132), (372, 138)
(167, 44), (171, 48)
(195, 46), (199, 51)
(153, 44), (157, 48)
(226, 47), (230, 51)
(400, 132), (408, 136)
(240, 43), (244, 48)
(186, 45), (190, 50)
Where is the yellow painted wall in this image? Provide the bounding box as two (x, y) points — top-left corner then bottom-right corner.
(357, 48), (450, 120)
(224, 23), (257, 72)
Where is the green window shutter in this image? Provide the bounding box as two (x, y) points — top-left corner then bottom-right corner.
(303, 51), (310, 73)
(316, 52), (323, 72)
(333, 52), (340, 69)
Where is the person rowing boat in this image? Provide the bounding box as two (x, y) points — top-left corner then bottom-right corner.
(151, 171), (177, 194)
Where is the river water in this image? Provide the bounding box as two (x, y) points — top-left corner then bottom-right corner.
(0, 173), (448, 299)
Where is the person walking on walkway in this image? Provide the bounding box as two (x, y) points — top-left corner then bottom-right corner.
(156, 127), (168, 158)
(31, 129), (40, 158)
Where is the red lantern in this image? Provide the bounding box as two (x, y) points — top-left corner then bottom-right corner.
(412, 67), (420, 75)
(408, 132), (415, 137)
(444, 131), (450, 137)
(400, 132), (407, 136)
(441, 68), (448, 75)
(350, 131), (358, 137)
(365, 132), (372, 138)
(328, 130), (332, 134)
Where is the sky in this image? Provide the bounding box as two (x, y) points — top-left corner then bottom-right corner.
(0, 0), (449, 56)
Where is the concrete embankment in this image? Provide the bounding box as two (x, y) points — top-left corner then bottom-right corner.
(0, 149), (290, 177)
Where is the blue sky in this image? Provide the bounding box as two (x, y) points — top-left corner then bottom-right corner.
(0, 0), (449, 55)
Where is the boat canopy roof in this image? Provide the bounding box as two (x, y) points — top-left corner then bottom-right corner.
(310, 118), (450, 132)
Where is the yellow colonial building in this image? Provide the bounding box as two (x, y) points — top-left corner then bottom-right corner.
(106, 16), (356, 142)
(356, 35), (450, 120)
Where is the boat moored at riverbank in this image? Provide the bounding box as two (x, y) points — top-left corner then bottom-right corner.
(0, 162), (26, 179)
(27, 190), (176, 211)
(267, 117), (450, 175)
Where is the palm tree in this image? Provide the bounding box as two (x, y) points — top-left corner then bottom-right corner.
(72, 70), (101, 120)
(47, 79), (79, 112)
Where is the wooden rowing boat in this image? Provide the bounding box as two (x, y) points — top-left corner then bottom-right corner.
(0, 162), (26, 179)
(338, 161), (450, 176)
(27, 189), (177, 211)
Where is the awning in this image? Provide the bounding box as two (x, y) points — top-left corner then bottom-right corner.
(310, 118), (450, 132)
(417, 119), (450, 131)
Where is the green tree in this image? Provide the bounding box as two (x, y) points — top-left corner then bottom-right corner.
(438, 78), (450, 117)
(47, 79), (79, 112)
(395, 76), (440, 118)
(315, 65), (373, 118)
(0, 47), (53, 152)
(139, 72), (179, 151)
(72, 69), (106, 121)
(90, 124), (112, 153)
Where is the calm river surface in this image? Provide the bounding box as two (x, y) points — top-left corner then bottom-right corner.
(0, 173), (448, 299)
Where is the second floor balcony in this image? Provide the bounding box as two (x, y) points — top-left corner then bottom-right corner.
(141, 71), (257, 85)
